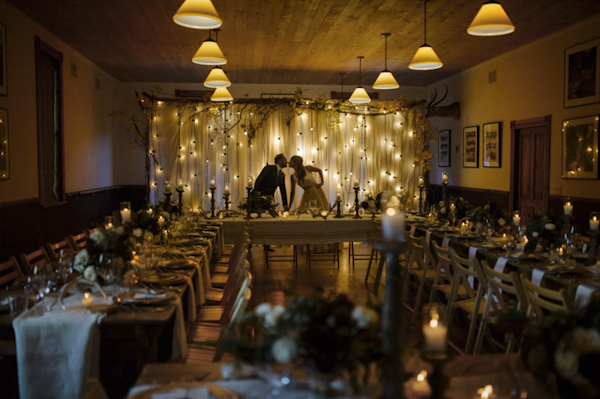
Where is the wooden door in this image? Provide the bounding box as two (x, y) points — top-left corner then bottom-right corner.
(510, 116), (551, 225)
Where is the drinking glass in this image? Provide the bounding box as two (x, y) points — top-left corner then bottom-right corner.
(58, 248), (74, 285)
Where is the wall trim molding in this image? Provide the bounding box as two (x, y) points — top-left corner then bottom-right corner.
(429, 184), (509, 196)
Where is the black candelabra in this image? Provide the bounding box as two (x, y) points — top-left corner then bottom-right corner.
(246, 187), (252, 220)
(164, 192), (173, 212)
(334, 199), (344, 218)
(353, 186), (361, 219)
(441, 181), (448, 205)
(223, 192), (230, 218)
(176, 188), (184, 213)
(209, 187), (216, 218)
(418, 185), (424, 216)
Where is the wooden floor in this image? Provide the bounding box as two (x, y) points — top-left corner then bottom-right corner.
(186, 242), (499, 364)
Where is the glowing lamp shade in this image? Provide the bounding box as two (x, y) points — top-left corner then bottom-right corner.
(409, 45), (443, 71)
(204, 67), (231, 88)
(192, 38), (227, 65)
(349, 87), (371, 104)
(211, 87), (233, 102)
(173, 0), (222, 30)
(468, 2), (515, 36)
(373, 71), (399, 90)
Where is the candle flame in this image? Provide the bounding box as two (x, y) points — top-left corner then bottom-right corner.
(430, 319), (438, 328)
(417, 371), (427, 381)
(84, 292), (90, 299)
(386, 208), (397, 216)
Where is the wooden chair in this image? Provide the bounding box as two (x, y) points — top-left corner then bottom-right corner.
(68, 231), (88, 251)
(19, 247), (51, 275)
(85, 227), (101, 238)
(205, 256), (250, 305)
(306, 243), (340, 269)
(0, 257), (24, 288)
(448, 249), (488, 354)
(402, 235), (437, 324)
(211, 243), (249, 288)
(44, 238), (74, 263)
(474, 260), (529, 354)
(211, 231), (249, 275)
(195, 271), (253, 323)
(429, 241), (467, 313)
(520, 274), (571, 319)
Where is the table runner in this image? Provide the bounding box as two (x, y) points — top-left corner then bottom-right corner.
(13, 294), (101, 399)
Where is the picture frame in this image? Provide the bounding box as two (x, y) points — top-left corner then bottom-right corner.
(562, 115), (599, 179)
(0, 108), (8, 179)
(438, 130), (451, 167)
(564, 37), (600, 108)
(463, 126), (479, 168)
(482, 122), (501, 168)
(0, 23), (6, 96)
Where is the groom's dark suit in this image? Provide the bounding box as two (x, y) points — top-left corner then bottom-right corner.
(253, 164), (288, 208)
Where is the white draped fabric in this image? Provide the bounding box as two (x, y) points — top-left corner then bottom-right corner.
(147, 101), (420, 213)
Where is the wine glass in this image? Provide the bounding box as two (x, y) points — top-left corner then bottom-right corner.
(58, 248), (74, 285)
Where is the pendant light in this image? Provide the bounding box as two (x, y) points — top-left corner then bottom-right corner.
(192, 29), (227, 66)
(373, 33), (399, 90)
(349, 57), (371, 104)
(204, 67), (231, 88)
(468, 1), (515, 36)
(409, 0), (443, 71)
(211, 87), (233, 102)
(173, 0), (222, 30)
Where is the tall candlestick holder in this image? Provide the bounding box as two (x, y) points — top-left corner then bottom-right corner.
(418, 185), (425, 216)
(334, 199), (344, 218)
(374, 240), (406, 399)
(353, 187), (361, 219)
(586, 230), (598, 266)
(164, 192), (173, 212)
(223, 192), (231, 218)
(441, 181), (448, 205)
(176, 188), (184, 213)
(209, 187), (217, 218)
(245, 187), (252, 220)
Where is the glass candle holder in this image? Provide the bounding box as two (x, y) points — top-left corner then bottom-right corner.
(119, 201), (131, 223)
(422, 304), (447, 358)
(590, 211), (599, 231)
(104, 216), (113, 229)
(563, 197), (573, 216)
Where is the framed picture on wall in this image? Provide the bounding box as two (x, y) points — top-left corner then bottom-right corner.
(463, 126), (479, 168)
(482, 122), (501, 168)
(0, 23), (6, 96)
(562, 115), (599, 179)
(0, 108), (8, 179)
(564, 37), (600, 108)
(438, 130), (451, 167)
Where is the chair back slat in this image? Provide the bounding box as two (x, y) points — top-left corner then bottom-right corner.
(44, 238), (73, 263)
(520, 274), (571, 317)
(68, 232), (88, 250)
(0, 257), (24, 288)
(20, 247), (51, 275)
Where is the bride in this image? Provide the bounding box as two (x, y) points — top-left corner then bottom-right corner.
(288, 155), (330, 211)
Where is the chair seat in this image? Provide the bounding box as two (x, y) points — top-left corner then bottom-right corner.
(211, 265), (228, 274)
(196, 306), (225, 323)
(453, 298), (486, 316)
(413, 269), (437, 279)
(211, 275), (228, 288)
(205, 288), (224, 304)
(187, 323), (222, 342)
(434, 284), (468, 297)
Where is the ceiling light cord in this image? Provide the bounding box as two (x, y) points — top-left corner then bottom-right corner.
(358, 56), (363, 87)
(423, 0), (427, 45)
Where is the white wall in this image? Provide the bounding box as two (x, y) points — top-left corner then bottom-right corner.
(0, 0), (146, 204)
(428, 13), (600, 200)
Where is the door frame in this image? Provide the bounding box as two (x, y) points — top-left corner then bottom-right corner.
(509, 115), (552, 213)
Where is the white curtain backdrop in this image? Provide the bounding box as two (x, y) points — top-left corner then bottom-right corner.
(147, 101), (422, 213)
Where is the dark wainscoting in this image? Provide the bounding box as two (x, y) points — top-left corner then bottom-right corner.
(0, 185), (146, 262)
(548, 195), (600, 234)
(429, 184), (510, 210)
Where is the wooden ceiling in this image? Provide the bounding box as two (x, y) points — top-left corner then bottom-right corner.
(7, 0), (600, 87)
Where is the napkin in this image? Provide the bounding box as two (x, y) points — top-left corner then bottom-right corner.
(494, 257), (509, 274)
(171, 298), (188, 361)
(442, 237), (451, 248)
(13, 294), (101, 399)
(531, 269), (546, 286)
(575, 285), (597, 309)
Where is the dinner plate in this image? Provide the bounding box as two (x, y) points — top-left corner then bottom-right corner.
(445, 233), (480, 239)
(116, 290), (176, 305)
(127, 383), (238, 399)
(141, 273), (188, 286)
(536, 263), (584, 275)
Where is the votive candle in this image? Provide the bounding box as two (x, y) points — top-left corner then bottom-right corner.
(442, 172), (448, 184)
(247, 176), (253, 188)
(423, 318), (447, 353)
(120, 207), (131, 223)
(418, 176), (424, 187)
(210, 178), (216, 188)
(354, 179), (359, 188)
(157, 215), (165, 227)
(82, 292), (93, 308)
(513, 212), (521, 226)
(564, 201), (573, 216)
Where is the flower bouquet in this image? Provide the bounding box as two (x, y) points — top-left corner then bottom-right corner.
(218, 290), (383, 393)
(521, 297), (600, 398)
(73, 227), (135, 282)
(238, 190), (278, 217)
(361, 192), (382, 216)
(436, 195), (469, 225)
(524, 210), (564, 254)
(469, 202), (509, 233)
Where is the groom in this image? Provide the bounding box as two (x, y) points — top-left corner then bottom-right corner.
(253, 153), (289, 211)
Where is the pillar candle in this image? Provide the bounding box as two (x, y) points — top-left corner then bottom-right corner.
(590, 216), (599, 231)
(224, 184), (230, 194)
(423, 318), (447, 353)
(177, 180), (184, 190)
(165, 183), (172, 193)
(354, 179), (359, 188)
(120, 207), (131, 223)
(382, 208), (406, 240)
(564, 202), (573, 215)
(210, 179), (216, 188)
(82, 292), (93, 308)
(157, 216), (165, 227)
(247, 176), (253, 188)
(513, 215), (521, 226)
(442, 172), (448, 184)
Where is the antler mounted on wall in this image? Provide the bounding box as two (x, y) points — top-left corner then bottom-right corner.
(424, 84), (461, 120)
